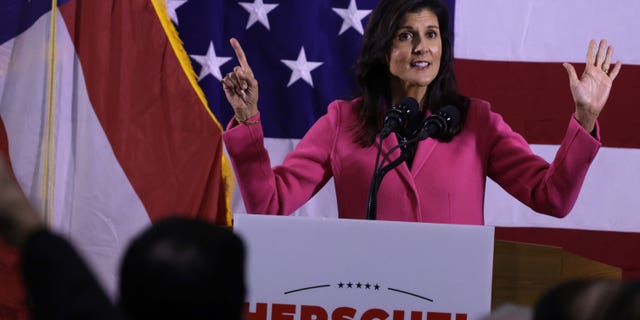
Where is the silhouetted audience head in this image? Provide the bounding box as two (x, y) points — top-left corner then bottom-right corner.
(534, 278), (640, 320)
(119, 217), (245, 320)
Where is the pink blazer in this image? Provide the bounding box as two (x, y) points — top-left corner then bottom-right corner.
(223, 98), (601, 225)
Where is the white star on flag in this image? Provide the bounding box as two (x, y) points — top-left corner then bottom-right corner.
(332, 0), (371, 35)
(190, 42), (231, 81)
(165, 0), (188, 25)
(281, 47), (323, 87)
(239, 0), (279, 30)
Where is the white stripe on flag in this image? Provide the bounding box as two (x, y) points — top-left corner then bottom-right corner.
(454, 0), (640, 64)
(486, 145), (640, 232)
(0, 38), (14, 100)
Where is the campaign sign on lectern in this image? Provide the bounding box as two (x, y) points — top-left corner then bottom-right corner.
(234, 214), (495, 320)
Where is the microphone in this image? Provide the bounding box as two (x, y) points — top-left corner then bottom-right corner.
(380, 97), (419, 139)
(417, 105), (461, 140)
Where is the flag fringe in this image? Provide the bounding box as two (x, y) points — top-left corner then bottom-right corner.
(150, 0), (234, 225)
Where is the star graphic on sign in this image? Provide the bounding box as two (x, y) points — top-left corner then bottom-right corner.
(365, 283), (371, 289)
(190, 42), (232, 81)
(338, 282), (344, 288)
(281, 47), (323, 87)
(165, 0), (188, 25)
(239, 0), (279, 30)
(374, 284), (380, 290)
(347, 282), (353, 288)
(332, 0), (371, 35)
(356, 282), (362, 288)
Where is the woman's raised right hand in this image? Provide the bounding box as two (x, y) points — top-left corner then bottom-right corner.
(221, 38), (259, 121)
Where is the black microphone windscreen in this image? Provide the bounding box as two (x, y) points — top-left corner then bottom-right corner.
(397, 97), (419, 113)
(416, 104), (462, 140)
(380, 97), (421, 139)
(438, 105), (461, 127)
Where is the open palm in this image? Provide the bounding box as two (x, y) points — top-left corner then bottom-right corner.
(563, 39), (622, 132)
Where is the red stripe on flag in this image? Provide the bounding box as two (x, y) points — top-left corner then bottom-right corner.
(455, 59), (640, 148)
(59, 1), (228, 224)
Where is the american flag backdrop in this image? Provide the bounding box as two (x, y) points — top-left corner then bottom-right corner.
(172, 0), (640, 232)
(172, 0), (640, 281)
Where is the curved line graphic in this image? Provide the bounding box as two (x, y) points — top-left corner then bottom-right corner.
(387, 287), (433, 302)
(284, 284), (331, 295)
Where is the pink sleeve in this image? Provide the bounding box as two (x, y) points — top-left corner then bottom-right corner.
(222, 103), (340, 215)
(486, 109), (601, 218)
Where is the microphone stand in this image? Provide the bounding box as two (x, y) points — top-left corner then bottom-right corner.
(366, 138), (385, 220)
(366, 136), (420, 220)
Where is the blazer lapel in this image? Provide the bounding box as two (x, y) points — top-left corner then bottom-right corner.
(411, 137), (439, 176)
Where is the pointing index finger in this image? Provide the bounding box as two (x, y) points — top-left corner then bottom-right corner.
(230, 38), (251, 72)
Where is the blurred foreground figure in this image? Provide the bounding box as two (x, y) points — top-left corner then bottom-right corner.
(534, 278), (640, 320)
(0, 156), (245, 320)
(120, 218), (245, 320)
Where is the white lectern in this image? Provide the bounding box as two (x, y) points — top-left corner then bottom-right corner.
(234, 214), (495, 320)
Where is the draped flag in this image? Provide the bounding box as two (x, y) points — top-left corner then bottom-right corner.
(0, 0), (232, 315)
(173, 0), (639, 232)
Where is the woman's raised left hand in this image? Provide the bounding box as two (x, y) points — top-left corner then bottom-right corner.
(563, 39), (622, 132)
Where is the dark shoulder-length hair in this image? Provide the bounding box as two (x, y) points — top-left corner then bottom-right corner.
(353, 0), (469, 146)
